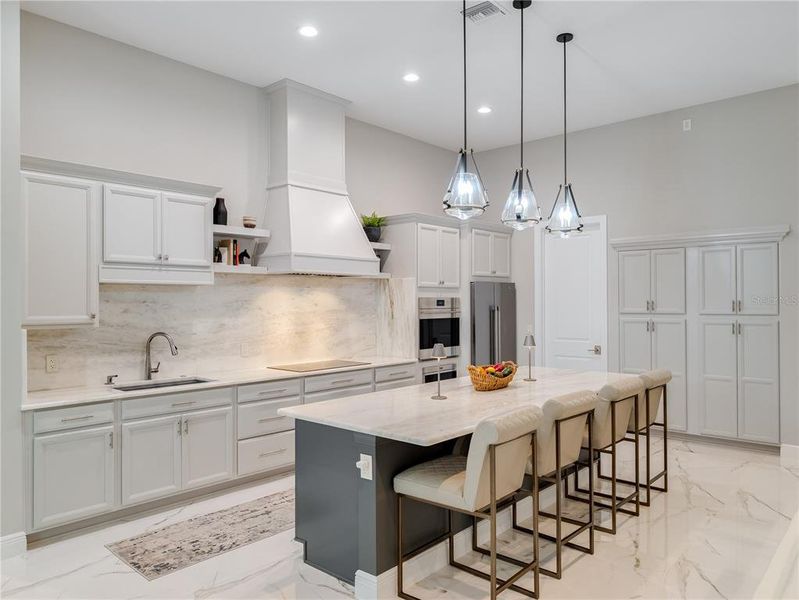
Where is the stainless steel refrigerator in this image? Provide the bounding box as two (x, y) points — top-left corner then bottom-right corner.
(471, 282), (517, 365)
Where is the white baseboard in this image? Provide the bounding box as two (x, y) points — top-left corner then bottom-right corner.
(780, 444), (799, 468)
(0, 532), (27, 559)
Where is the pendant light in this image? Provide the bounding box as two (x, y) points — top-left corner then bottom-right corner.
(443, 0), (489, 220)
(501, 0), (541, 230)
(546, 32), (583, 237)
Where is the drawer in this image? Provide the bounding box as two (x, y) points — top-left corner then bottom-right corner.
(375, 377), (416, 392)
(237, 431), (294, 476)
(121, 387), (233, 420)
(375, 363), (416, 384)
(238, 396), (299, 440)
(238, 379), (302, 404)
(304, 368), (373, 394)
(34, 402), (114, 434)
(304, 382), (374, 404)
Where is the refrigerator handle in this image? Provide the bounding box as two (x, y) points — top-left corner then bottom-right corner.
(495, 305), (501, 362)
(489, 306), (496, 364)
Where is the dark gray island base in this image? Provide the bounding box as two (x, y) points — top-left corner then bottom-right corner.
(293, 420), (471, 585)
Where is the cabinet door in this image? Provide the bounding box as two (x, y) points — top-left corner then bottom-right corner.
(103, 184), (161, 264)
(737, 320), (780, 443)
(439, 226), (460, 288)
(416, 224), (440, 287)
(491, 232), (511, 277)
(23, 172), (99, 327)
(181, 406), (234, 490)
(618, 251), (651, 313)
(162, 192), (211, 267)
(737, 243), (779, 315)
(471, 229), (492, 277)
(33, 425), (115, 530)
(651, 248), (685, 314)
(699, 246), (736, 315)
(121, 414), (182, 505)
(651, 318), (687, 431)
(698, 319), (738, 437)
(619, 317), (652, 374)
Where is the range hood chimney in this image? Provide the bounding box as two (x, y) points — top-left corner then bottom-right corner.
(259, 79), (380, 277)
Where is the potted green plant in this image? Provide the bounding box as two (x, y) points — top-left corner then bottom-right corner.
(361, 211), (386, 243)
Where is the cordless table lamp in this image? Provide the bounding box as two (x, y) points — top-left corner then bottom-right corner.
(431, 343), (447, 400)
(523, 334), (536, 382)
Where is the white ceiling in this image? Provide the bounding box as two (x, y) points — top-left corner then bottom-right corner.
(22, 1), (799, 150)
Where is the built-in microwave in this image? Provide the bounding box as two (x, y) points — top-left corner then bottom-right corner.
(418, 297), (460, 360)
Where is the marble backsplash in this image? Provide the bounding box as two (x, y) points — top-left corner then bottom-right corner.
(27, 275), (417, 391)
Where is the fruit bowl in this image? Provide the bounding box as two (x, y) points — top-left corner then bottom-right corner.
(467, 361), (517, 391)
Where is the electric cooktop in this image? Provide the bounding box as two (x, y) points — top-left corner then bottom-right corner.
(268, 359), (371, 373)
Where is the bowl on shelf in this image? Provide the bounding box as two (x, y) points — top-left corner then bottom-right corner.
(242, 216), (257, 228)
(467, 361), (517, 391)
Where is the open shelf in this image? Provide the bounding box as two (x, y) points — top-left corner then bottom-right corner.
(212, 225), (271, 240)
(370, 242), (391, 251)
(213, 264), (270, 275)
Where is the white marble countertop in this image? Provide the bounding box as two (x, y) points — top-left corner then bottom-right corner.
(280, 367), (640, 446)
(23, 356), (416, 411)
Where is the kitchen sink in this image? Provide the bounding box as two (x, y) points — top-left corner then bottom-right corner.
(114, 377), (214, 392)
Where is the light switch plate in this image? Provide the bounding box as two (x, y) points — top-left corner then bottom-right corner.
(356, 453), (373, 480)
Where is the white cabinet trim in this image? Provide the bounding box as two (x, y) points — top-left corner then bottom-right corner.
(610, 225), (789, 250)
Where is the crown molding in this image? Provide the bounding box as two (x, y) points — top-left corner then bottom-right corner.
(610, 225), (790, 250)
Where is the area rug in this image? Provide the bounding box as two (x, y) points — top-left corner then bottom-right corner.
(106, 488), (295, 580)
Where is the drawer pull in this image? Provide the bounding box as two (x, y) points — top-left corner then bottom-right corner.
(331, 378), (354, 385)
(258, 448), (287, 458)
(257, 416), (285, 423)
(61, 415), (93, 423)
(171, 401), (195, 407)
(388, 371), (408, 377)
(258, 388), (288, 396)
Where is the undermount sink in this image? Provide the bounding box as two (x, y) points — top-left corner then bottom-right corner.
(114, 377), (214, 392)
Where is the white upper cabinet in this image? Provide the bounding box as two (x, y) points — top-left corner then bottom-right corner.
(103, 184), (162, 264)
(470, 229), (511, 278)
(619, 248), (684, 314)
(439, 226), (460, 288)
(619, 251), (651, 313)
(161, 192), (212, 267)
(416, 223), (460, 289)
(699, 243), (777, 315)
(23, 172), (99, 327)
(491, 233), (511, 278)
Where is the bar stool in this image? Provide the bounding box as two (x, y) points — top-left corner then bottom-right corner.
(512, 390), (598, 580)
(395, 406), (543, 600)
(567, 378), (643, 534)
(599, 369), (671, 507)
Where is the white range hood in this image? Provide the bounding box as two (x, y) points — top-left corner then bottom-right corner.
(258, 79), (380, 277)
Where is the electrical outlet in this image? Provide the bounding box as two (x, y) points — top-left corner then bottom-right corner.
(356, 453), (373, 480)
(682, 118), (692, 132)
(45, 355), (59, 373)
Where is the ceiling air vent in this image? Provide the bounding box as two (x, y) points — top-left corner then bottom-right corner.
(463, 1), (505, 23)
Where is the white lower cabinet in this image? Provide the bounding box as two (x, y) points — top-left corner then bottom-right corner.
(181, 407), (234, 490)
(33, 425), (115, 530)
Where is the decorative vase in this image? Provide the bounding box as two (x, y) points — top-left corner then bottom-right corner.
(364, 226), (381, 243)
(213, 197), (228, 226)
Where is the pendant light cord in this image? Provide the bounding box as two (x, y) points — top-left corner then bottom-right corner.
(520, 4), (524, 169)
(562, 37), (567, 186)
(463, 0), (467, 153)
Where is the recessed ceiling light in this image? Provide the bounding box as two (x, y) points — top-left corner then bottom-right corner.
(477, 106), (492, 114)
(403, 73), (420, 83)
(298, 25), (318, 38)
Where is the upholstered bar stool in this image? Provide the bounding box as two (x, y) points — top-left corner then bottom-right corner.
(567, 378), (643, 534)
(394, 406), (543, 600)
(600, 369), (671, 507)
(512, 391), (598, 580)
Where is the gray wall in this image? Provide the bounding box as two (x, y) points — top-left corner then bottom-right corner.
(1, 0), (26, 539)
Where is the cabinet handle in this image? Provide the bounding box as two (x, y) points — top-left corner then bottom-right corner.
(109, 432), (114, 448)
(171, 401), (195, 407)
(645, 300), (650, 312)
(331, 378), (354, 385)
(163, 254), (169, 261)
(258, 389), (287, 396)
(732, 299), (736, 313)
(90, 313), (97, 320)
(61, 415), (93, 423)
(646, 321), (650, 332)
(257, 416), (285, 423)
(651, 300), (655, 311)
(184, 419), (189, 435)
(738, 300), (742, 313)
(732, 322), (736, 335)
(157, 253), (163, 260)
(177, 419), (182, 436)
(259, 448), (287, 458)
(388, 371), (407, 377)
(650, 320), (655, 332)
(738, 322), (742, 335)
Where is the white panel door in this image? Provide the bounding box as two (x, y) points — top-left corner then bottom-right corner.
(161, 192), (211, 267)
(651, 317), (687, 431)
(121, 414), (182, 505)
(737, 319), (780, 443)
(619, 318), (652, 374)
(416, 224), (440, 287)
(542, 219), (607, 371)
(737, 243), (779, 315)
(651, 248), (685, 314)
(618, 250), (651, 314)
(699, 246), (736, 315)
(471, 229), (492, 276)
(104, 184), (161, 264)
(439, 226), (461, 288)
(33, 426), (115, 530)
(699, 319), (738, 438)
(491, 232), (511, 277)
(181, 407), (234, 490)
(23, 172), (99, 327)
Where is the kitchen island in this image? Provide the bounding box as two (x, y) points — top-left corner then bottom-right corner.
(279, 366), (640, 597)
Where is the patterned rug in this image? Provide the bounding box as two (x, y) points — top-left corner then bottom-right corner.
(106, 488), (295, 580)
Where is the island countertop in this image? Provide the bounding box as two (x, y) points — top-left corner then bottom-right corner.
(279, 366), (640, 446)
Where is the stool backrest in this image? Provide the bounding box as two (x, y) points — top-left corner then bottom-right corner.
(629, 369), (672, 430)
(537, 391), (598, 476)
(463, 406), (542, 511)
(595, 377), (644, 449)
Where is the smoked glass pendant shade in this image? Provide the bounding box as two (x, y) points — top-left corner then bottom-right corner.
(443, 150), (489, 220)
(501, 168), (541, 230)
(545, 183), (582, 238)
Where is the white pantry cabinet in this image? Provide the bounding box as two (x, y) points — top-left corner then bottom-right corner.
(22, 172), (99, 327)
(471, 229), (511, 278)
(619, 248), (685, 314)
(699, 243), (778, 315)
(416, 223), (460, 289)
(32, 425), (115, 530)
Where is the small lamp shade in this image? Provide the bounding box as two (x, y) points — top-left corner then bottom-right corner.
(523, 334), (536, 349)
(431, 343), (447, 359)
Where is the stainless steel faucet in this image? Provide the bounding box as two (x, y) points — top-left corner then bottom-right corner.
(145, 332), (179, 379)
